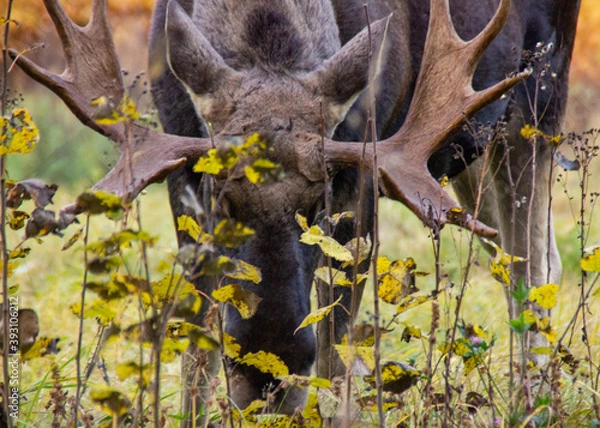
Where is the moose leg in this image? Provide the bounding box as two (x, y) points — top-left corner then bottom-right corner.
(316, 171), (374, 380)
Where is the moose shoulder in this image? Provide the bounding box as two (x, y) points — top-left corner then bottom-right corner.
(11, 0), (580, 424)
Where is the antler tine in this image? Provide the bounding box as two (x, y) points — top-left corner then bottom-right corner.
(11, 0), (215, 216)
(9, 0), (124, 139)
(319, 0), (529, 237)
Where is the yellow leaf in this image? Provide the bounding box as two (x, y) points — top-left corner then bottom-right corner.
(160, 338), (190, 363)
(177, 215), (202, 241)
(295, 212), (309, 232)
(334, 344), (375, 372)
(439, 175), (449, 187)
(313, 266), (353, 287)
(342, 236), (371, 266)
(90, 387), (131, 417)
(223, 333), (241, 359)
(212, 284), (262, 319)
(365, 361), (420, 394)
(581, 247), (600, 272)
(115, 361), (152, 389)
(522, 309), (537, 325)
(214, 219), (255, 248)
(376, 256), (392, 275)
(240, 350), (289, 377)
(227, 259), (262, 284)
(0, 108), (39, 155)
(483, 238), (525, 286)
(396, 292), (437, 314)
(401, 324), (422, 342)
(193, 149), (225, 175)
(529, 283), (559, 309)
(294, 295), (343, 333)
(300, 225), (353, 262)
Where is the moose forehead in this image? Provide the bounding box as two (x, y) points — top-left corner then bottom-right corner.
(190, 0), (340, 70)
(192, 74), (330, 137)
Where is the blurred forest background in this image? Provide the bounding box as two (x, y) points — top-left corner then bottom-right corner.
(5, 0), (600, 130)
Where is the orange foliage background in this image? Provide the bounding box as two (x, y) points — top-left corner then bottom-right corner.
(3, 0), (600, 127)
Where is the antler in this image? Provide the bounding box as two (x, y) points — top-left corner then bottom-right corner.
(323, 0), (529, 237)
(8, 0), (212, 213)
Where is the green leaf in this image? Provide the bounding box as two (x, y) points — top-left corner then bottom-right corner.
(294, 295), (343, 333)
(212, 284), (262, 319)
(70, 301), (117, 326)
(239, 350), (289, 377)
(510, 279), (529, 304)
(509, 312), (534, 335)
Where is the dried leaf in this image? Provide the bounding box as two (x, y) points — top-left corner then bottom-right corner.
(7, 179), (57, 209)
(76, 190), (122, 216)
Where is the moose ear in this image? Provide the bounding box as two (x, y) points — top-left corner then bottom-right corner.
(307, 16), (390, 124)
(166, 0), (240, 98)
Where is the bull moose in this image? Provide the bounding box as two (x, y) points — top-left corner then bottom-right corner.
(11, 0), (580, 424)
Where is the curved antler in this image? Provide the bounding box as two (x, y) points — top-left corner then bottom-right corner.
(321, 0), (529, 237)
(9, 0), (213, 212)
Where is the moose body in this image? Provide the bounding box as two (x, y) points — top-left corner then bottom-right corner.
(148, 0), (580, 418)
(12, 0), (580, 424)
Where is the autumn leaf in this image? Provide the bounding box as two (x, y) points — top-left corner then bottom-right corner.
(364, 361), (420, 394)
(116, 361), (152, 389)
(0, 108), (39, 155)
(239, 350), (289, 377)
(483, 238), (525, 286)
(529, 283), (559, 309)
(378, 257), (422, 304)
(226, 258), (262, 284)
(295, 212), (310, 232)
(223, 333), (241, 359)
(581, 247), (600, 272)
(214, 219), (255, 248)
(300, 225), (353, 262)
(177, 215), (203, 241)
(90, 387), (131, 417)
(212, 284), (262, 319)
(313, 266), (354, 287)
(294, 295), (343, 333)
(334, 344), (375, 373)
(76, 190), (122, 216)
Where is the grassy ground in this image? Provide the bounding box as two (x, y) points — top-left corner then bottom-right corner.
(4, 87), (600, 426)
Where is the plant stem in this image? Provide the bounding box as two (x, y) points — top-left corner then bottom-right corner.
(1, 1), (14, 426)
